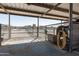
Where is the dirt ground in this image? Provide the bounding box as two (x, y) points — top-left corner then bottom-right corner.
(0, 29), (79, 56)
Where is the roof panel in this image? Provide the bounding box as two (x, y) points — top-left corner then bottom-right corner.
(49, 10), (69, 17)
(58, 3), (69, 9)
(58, 3), (79, 13)
(27, 5), (49, 13)
(45, 3), (57, 6)
(0, 3), (79, 21)
(2, 3), (49, 13)
(9, 9), (63, 19)
(73, 3), (79, 13)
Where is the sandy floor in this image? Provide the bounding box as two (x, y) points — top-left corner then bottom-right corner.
(0, 29), (79, 56)
(0, 37), (79, 56)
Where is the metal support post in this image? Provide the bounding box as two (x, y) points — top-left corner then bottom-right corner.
(69, 3), (73, 52)
(8, 13), (11, 39)
(61, 20), (62, 26)
(37, 17), (39, 38)
(45, 26), (47, 40)
(0, 24), (2, 46)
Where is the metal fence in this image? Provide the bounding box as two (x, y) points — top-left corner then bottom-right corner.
(1, 25), (46, 42)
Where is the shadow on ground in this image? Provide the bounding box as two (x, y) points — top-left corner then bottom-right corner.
(0, 41), (79, 56)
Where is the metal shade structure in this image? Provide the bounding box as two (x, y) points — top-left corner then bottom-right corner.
(0, 3), (79, 21)
(0, 3), (79, 52)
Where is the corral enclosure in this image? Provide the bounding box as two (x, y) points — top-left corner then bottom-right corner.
(0, 14), (62, 43)
(0, 3), (79, 56)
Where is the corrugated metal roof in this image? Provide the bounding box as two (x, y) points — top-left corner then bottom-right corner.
(0, 3), (79, 21)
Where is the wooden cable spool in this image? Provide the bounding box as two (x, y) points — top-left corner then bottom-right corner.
(56, 21), (79, 50)
(57, 27), (68, 49)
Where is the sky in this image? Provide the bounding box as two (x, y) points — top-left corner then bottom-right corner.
(0, 14), (62, 26)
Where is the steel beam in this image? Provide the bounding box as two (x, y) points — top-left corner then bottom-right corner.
(0, 4), (68, 19)
(42, 3), (62, 16)
(0, 11), (66, 21)
(0, 3), (8, 14)
(69, 3), (73, 52)
(46, 21), (68, 26)
(0, 3), (68, 21)
(28, 3), (79, 15)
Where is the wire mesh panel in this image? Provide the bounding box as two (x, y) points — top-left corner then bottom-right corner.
(0, 14), (38, 46)
(38, 26), (45, 41)
(1, 24), (9, 42)
(45, 21), (69, 44)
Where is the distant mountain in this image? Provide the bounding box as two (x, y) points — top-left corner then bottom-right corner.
(1, 24), (57, 31)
